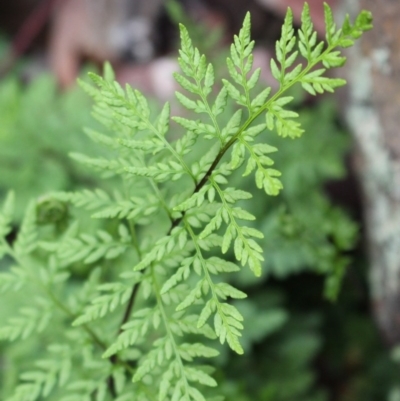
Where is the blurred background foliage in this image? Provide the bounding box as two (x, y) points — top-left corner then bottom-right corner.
(0, 73), (117, 220)
(0, 1), (399, 400)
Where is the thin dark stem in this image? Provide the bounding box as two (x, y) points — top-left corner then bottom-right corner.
(117, 281), (141, 333)
(106, 371), (117, 398)
(168, 140), (232, 232)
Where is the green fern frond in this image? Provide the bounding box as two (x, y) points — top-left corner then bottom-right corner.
(73, 274), (142, 326)
(41, 224), (131, 265)
(0, 266), (28, 293)
(0, 298), (52, 341)
(6, 345), (72, 401)
(13, 202), (38, 256)
(0, 4), (373, 401)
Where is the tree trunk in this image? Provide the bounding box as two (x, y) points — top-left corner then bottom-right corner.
(341, 0), (400, 345)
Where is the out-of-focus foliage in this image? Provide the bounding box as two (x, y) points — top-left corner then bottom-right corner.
(0, 75), (107, 219)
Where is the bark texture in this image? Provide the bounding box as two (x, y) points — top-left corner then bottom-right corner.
(342, 0), (400, 345)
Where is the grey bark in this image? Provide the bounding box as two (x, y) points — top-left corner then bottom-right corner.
(341, 0), (400, 345)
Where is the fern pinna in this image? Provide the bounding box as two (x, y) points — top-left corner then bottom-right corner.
(0, 4), (372, 401)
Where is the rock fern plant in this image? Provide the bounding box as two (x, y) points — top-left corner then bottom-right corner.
(0, 4), (372, 401)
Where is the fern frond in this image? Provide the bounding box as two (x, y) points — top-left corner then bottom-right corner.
(6, 345), (72, 401)
(102, 307), (155, 358)
(73, 273), (142, 326)
(0, 265), (27, 293)
(13, 202), (38, 256)
(41, 224), (131, 265)
(183, 222), (246, 354)
(133, 227), (187, 272)
(85, 75), (196, 182)
(55, 189), (161, 222)
(0, 298), (52, 341)
(137, 265), (219, 401)
(223, 12), (258, 110)
(69, 152), (129, 176)
(174, 24), (225, 144)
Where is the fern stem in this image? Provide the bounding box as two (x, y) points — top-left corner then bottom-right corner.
(127, 219), (142, 258)
(118, 282), (141, 332)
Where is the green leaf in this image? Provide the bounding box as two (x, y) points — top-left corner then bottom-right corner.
(222, 79), (242, 103)
(161, 261), (191, 294)
(270, 59), (281, 82)
(211, 87), (228, 116)
(13, 202), (37, 256)
(251, 87), (271, 110)
(324, 3), (336, 44)
(74, 280), (137, 326)
(156, 102), (171, 136)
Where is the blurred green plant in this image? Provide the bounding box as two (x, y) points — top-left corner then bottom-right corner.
(0, 74), (110, 219)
